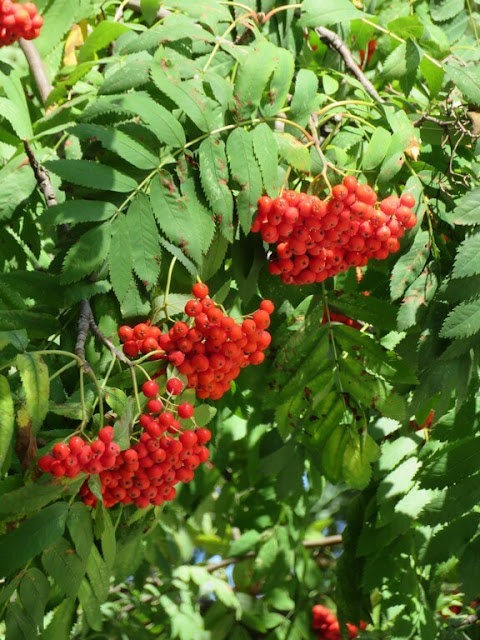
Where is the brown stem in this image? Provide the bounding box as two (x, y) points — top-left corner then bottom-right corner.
(18, 38), (52, 105)
(126, 0), (171, 19)
(314, 27), (384, 104)
(22, 139), (58, 207)
(205, 535), (342, 572)
(75, 300), (92, 372)
(87, 301), (133, 366)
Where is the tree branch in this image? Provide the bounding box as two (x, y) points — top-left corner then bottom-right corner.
(314, 27), (384, 104)
(22, 139), (58, 207)
(205, 535), (343, 572)
(126, 0), (171, 19)
(87, 301), (133, 366)
(75, 300), (92, 372)
(18, 38), (52, 105)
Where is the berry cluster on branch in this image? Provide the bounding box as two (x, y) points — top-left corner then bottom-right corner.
(251, 176), (417, 285)
(312, 605), (366, 640)
(0, 0), (43, 45)
(119, 284), (274, 400)
(39, 378), (212, 510)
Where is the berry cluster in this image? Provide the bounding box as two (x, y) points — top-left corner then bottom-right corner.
(38, 378), (212, 510)
(312, 605), (366, 640)
(119, 283), (274, 400)
(0, 1), (43, 46)
(251, 176), (417, 285)
(37, 426), (119, 478)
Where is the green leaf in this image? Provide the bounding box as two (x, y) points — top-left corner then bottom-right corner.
(198, 137), (234, 235)
(113, 396), (135, 450)
(99, 507), (116, 570)
(86, 545), (110, 603)
(71, 124), (158, 170)
(363, 127), (392, 170)
(275, 132), (310, 173)
(39, 598), (75, 640)
(343, 433), (379, 489)
(61, 223), (112, 284)
(0, 97), (33, 139)
(100, 52), (151, 94)
(261, 48), (295, 117)
(387, 15), (424, 38)
(321, 425), (349, 484)
(397, 269), (438, 330)
(445, 62), (480, 106)
(430, 0), (465, 21)
(440, 297), (480, 339)
(67, 503), (94, 563)
(460, 536), (480, 601)
(420, 57), (444, 97)
(0, 482), (74, 516)
(252, 123), (280, 197)
(41, 200), (117, 225)
(228, 530), (261, 557)
(91, 92), (186, 148)
(0, 375), (14, 472)
(0, 502), (68, 576)
(226, 128), (263, 234)
(42, 537), (86, 598)
(233, 40), (278, 119)
(299, 0), (364, 27)
(77, 21), (129, 63)
(390, 230), (430, 300)
(19, 568), (50, 628)
(0, 311), (59, 338)
(109, 215), (133, 302)
(151, 63), (221, 132)
(150, 173), (204, 263)
(452, 187), (480, 225)
(16, 353), (49, 432)
(45, 160), (138, 193)
(289, 69), (318, 129)
(191, 404), (216, 427)
(141, 0), (161, 24)
(0, 163), (36, 222)
(78, 579), (102, 632)
(452, 232), (480, 279)
(5, 602), (37, 639)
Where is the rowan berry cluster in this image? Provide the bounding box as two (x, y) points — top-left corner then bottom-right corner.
(312, 605), (366, 640)
(251, 176), (417, 285)
(37, 426), (120, 478)
(0, 1), (43, 46)
(119, 283), (274, 400)
(38, 377), (212, 510)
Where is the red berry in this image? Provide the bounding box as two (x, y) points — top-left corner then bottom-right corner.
(332, 184), (348, 200)
(252, 309), (271, 329)
(118, 325), (134, 342)
(185, 299), (202, 316)
(259, 300), (275, 314)
(69, 436), (84, 454)
(133, 323), (149, 340)
(123, 340), (140, 358)
(147, 399), (163, 413)
(178, 403), (194, 419)
(166, 377), (183, 395)
(400, 192), (416, 208)
(52, 443), (69, 460)
(38, 455), (54, 473)
(142, 380), (159, 398)
(98, 426), (114, 443)
(196, 428), (211, 444)
(192, 283), (209, 299)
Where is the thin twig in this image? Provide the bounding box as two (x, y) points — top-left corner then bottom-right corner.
(86, 300), (133, 366)
(204, 535), (343, 572)
(314, 26), (384, 104)
(126, 0), (171, 19)
(22, 139), (58, 207)
(75, 300), (92, 372)
(18, 38), (52, 105)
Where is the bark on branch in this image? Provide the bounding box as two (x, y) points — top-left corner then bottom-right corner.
(314, 26), (384, 104)
(22, 139), (58, 207)
(205, 535), (343, 572)
(19, 38), (52, 105)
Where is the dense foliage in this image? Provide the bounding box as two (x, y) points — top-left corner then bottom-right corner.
(1, 0), (480, 638)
